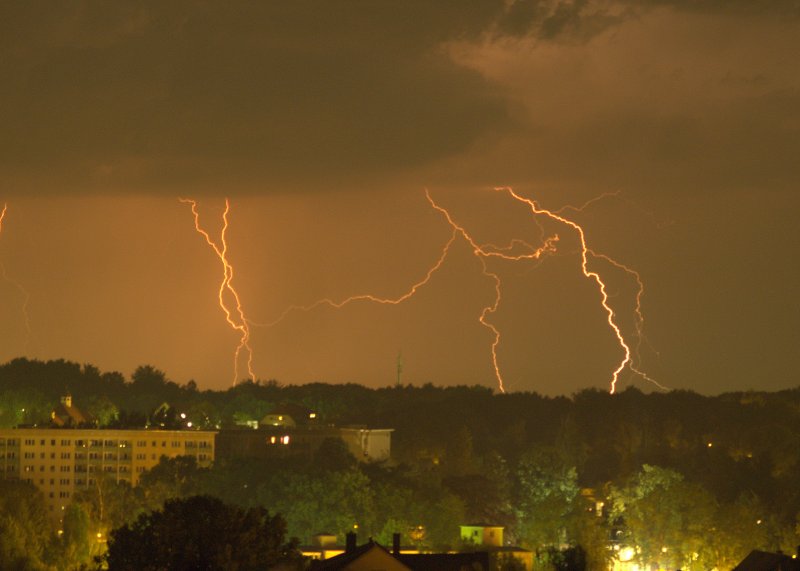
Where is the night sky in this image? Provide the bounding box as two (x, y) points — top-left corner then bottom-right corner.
(1, 2), (798, 395)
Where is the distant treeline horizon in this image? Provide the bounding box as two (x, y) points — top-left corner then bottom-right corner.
(1, 355), (795, 399)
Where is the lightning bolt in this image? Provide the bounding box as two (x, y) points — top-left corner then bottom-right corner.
(0, 204), (33, 352)
(497, 186), (660, 394)
(257, 190), (560, 393)
(424, 190), (559, 394)
(554, 191), (666, 391)
(180, 198), (255, 385)
(255, 228), (459, 328)
(255, 190), (557, 394)
(555, 191), (621, 215)
(587, 250), (667, 391)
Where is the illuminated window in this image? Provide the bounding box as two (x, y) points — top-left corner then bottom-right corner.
(281, 435), (290, 445)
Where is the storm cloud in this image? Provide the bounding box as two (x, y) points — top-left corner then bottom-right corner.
(3, 1), (796, 195)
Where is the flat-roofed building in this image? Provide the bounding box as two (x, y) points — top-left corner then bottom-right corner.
(0, 428), (215, 518)
(216, 425), (393, 464)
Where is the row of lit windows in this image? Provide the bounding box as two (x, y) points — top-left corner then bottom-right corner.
(23, 438), (77, 447)
(23, 465), (58, 473)
(73, 465), (131, 473)
(22, 451), (75, 459)
(8, 437), (212, 449)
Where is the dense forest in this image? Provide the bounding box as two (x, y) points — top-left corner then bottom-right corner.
(1, 357), (799, 570)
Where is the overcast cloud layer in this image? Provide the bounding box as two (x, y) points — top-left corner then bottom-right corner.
(1, 1), (796, 194)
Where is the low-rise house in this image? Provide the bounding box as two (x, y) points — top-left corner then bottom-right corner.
(734, 550), (800, 571)
(460, 524), (532, 571)
(311, 534), (490, 571)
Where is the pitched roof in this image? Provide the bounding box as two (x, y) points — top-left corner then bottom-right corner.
(51, 399), (92, 427)
(733, 550), (800, 571)
(310, 541), (411, 571)
(310, 541), (491, 571)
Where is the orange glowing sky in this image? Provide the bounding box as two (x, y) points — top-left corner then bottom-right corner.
(1, 2), (798, 394)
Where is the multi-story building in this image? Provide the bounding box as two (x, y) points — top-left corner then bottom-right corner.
(216, 425), (393, 464)
(0, 427), (215, 518)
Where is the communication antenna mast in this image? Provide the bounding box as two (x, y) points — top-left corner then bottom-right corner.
(396, 350), (403, 387)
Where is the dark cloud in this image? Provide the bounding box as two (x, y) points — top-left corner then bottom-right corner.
(1, 0), (798, 195)
(0, 1), (518, 193)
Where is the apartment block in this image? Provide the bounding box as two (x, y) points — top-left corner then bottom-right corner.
(0, 428), (215, 518)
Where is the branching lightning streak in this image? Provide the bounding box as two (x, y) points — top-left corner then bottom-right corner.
(555, 191), (621, 215)
(255, 190), (556, 394)
(180, 198), (255, 385)
(549, 190), (664, 391)
(588, 250), (667, 391)
(424, 190), (559, 394)
(0, 204), (33, 350)
(253, 228), (459, 328)
(498, 186), (657, 394)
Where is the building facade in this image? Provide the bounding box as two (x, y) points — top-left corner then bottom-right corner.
(216, 426), (393, 464)
(0, 428), (215, 518)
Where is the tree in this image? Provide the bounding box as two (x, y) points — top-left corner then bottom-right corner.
(83, 394), (119, 427)
(514, 448), (580, 549)
(261, 468), (375, 542)
(137, 455), (205, 511)
(0, 480), (52, 570)
(444, 425), (475, 476)
(312, 437), (357, 472)
(105, 495), (298, 571)
(609, 465), (717, 570)
(58, 503), (93, 569)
